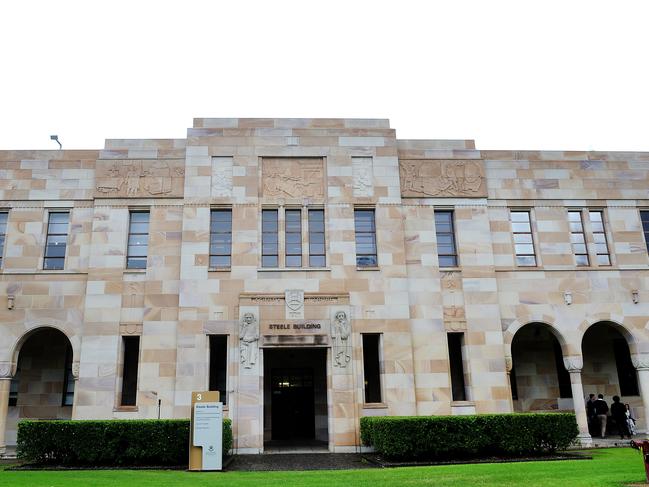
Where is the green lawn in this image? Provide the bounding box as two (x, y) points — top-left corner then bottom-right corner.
(0, 448), (644, 486)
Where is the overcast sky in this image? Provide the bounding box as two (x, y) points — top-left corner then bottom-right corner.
(1, 0), (647, 151)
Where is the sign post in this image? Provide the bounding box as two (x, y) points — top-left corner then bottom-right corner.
(189, 391), (223, 471)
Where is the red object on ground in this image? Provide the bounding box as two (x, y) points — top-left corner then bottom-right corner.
(631, 440), (649, 483)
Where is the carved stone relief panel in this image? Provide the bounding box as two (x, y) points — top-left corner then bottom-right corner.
(211, 156), (233, 198)
(262, 158), (324, 199)
(95, 159), (185, 198)
(352, 157), (373, 197)
(399, 159), (486, 198)
(285, 289), (304, 320)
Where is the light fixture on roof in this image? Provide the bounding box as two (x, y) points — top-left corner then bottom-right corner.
(50, 135), (62, 150)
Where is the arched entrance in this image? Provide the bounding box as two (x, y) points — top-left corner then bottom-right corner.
(510, 322), (572, 412)
(4, 328), (75, 448)
(582, 321), (641, 436)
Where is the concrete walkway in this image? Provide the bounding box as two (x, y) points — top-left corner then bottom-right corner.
(227, 453), (374, 471)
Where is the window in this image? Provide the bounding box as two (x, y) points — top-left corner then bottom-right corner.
(447, 333), (467, 401)
(589, 210), (610, 266)
(262, 209), (279, 268)
(362, 334), (382, 403)
(568, 211), (589, 266)
(209, 335), (228, 405)
(62, 345), (75, 406)
(354, 209), (377, 267)
(126, 211), (149, 269)
(511, 210), (537, 266)
(8, 376), (18, 407)
(435, 210), (458, 267)
(43, 212), (69, 270)
(641, 211), (649, 254)
(285, 209), (302, 267)
(308, 209), (326, 267)
(120, 336), (140, 406)
(210, 209), (232, 268)
(0, 211), (7, 269)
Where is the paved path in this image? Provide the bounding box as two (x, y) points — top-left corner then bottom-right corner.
(228, 453), (375, 471)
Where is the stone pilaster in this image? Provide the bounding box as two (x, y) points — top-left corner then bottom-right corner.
(563, 355), (592, 445)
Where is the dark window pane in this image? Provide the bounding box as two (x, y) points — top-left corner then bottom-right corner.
(45, 244), (67, 257)
(209, 335), (228, 405)
(126, 257), (147, 269)
(127, 211), (150, 269)
(286, 255), (302, 267)
(439, 255), (458, 267)
(448, 333), (466, 401)
(210, 255), (231, 268)
(356, 255), (377, 267)
(363, 334), (382, 403)
(49, 213), (69, 224)
(121, 336), (140, 406)
(309, 255), (325, 267)
(44, 257), (65, 270)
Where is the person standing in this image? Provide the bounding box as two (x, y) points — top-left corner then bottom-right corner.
(594, 394), (609, 438)
(625, 403), (636, 436)
(586, 393), (597, 435)
(610, 396), (630, 439)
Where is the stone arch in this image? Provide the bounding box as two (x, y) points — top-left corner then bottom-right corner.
(577, 314), (639, 356)
(6, 319), (80, 378)
(503, 318), (570, 364)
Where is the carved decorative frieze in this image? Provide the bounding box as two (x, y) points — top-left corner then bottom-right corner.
(211, 156), (233, 198)
(95, 159), (185, 198)
(262, 158), (324, 199)
(399, 159), (486, 198)
(352, 157), (373, 197)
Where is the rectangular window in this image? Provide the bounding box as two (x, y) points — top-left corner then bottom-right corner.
(589, 210), (610, 266)
(569, 210), (589, 266)
(209, 335), (228, 405)
(262, 209), (279, 268)
(0, 211), (7, 269)
(120, 336), (140, 406)
(354, 209), (377, 267)
(285, 209), (302, 267)
(8, 377), (18, 407)
(511, 210), (537, 266)
(641, 211), (649, 254)
(308, 209), (326, 267)
(448, 333), (467, 401)
(210, 209), (232, 268)
(362, 334), (382, 403)
(435, 210), (458, 267)
(61, 345), (75, 406)
(126, 211), (150, 269)
(43, 211), (69, 270)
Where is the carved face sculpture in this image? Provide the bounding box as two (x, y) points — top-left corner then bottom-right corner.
(335, 311), (347, 324)
(242, 312), (255, 326)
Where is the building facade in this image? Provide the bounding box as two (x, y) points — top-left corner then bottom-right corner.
(1, 118), (649, 453)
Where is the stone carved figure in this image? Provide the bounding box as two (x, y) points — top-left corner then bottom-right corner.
(239, 312), (259, 369)
(262, 159), (324, 198)
(399, 160), (486, 198)
(332, 311), (351, 368)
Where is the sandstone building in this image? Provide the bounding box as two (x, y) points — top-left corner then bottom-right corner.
(1, 117), (649, 454)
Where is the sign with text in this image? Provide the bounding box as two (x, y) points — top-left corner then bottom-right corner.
(189, 391), (222, 471)
(261, 320), (330, 335)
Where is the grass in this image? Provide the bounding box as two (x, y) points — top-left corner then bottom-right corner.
(0, 448), (644, 486)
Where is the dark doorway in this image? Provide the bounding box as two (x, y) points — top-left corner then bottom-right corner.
(270, 367), (315, 440)
(263, 348), (328, 446)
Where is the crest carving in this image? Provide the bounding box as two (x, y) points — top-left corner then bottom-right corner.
(262, 158), (324, 199)
(399, 159), (486, 198)
(285, 289), (304, 319)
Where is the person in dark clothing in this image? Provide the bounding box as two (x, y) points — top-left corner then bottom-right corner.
(594, 394), (609, 438)
(586, 393), (597, 435)
(611, 395), (631, 439)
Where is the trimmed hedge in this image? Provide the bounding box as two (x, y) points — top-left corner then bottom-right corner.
(360, 413), (578, 460)
(17, 418), (233, 466)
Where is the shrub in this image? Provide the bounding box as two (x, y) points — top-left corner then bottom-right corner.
(17, 418), (233, 466)
(360, 413), (578, 460)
